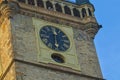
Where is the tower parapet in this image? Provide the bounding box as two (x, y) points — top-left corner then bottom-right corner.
(4, 0), (100, 39)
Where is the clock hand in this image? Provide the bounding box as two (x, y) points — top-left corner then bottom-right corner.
(54, 33), (59, 48)
(55, 43), (59, 48)
(53, 28), (57, 35)
(52, 28), (59, 47)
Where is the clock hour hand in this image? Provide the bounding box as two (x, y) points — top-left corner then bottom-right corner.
(54, 33), (59, 48)
(55, 43), (59, 48)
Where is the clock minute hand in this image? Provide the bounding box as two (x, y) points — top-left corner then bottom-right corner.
(52, 28), (59, 48)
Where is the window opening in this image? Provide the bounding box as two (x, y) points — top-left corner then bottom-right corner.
(64, 6), (71, 15)
(37, 0), (44, 7)
(82, 8), (87, 18)
(88, 8), (92, 16)
(55, 3), (62, 12)
(18, 0), (25, 3)
(28, 0), (35, 5)
(51, 53), (65, 63)
(73, 8), (80, 17)
(46, 1), (53, 10)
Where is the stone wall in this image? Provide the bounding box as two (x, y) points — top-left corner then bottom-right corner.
(10, 14), (103, 80)
(15, 61), (96, 80)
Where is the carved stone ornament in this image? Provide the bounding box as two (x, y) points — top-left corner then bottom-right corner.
(84, 23), (101, 39)
(74, 29), (90, 41)
(0, 1), (19, 18)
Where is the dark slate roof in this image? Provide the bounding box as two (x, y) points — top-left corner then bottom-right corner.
(65, 0), (95, 10)
(65, 0), (91, 5)
(76, 0), (90, 5)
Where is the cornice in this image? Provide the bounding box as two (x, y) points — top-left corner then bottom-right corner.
(14, 58), (105, 80)
(19, 8), (100, 39)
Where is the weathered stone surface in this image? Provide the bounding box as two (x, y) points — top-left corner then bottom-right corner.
(16, 61), (97, 80)
(9, 14), (103, 80)
(73, 28), (103, 78)
(11, 14), (38, 62)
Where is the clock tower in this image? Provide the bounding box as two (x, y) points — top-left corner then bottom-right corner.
(0, 0), (104, 80)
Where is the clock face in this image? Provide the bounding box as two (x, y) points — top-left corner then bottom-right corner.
(40, 26), (70, 51)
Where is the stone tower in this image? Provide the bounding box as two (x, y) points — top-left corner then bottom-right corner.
(0, 0), (104, 80)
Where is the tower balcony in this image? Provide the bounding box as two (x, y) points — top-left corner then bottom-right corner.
(0, 0), (101, 38)
(0, 0), (97, 23)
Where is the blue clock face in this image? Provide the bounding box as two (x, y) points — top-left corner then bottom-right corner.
(40, 26), (70, 51)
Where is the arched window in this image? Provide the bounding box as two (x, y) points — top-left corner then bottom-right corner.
(73, 8), (80, 17)
(88, 8), (92, 16)
(37, 0), (44, 7)
(55, 3), (62, 12)
(64, 6), (71, 15)
(82, 8), (87, 18)
(46, 1), (53, 10)
(28, 0), (35, 5)
(18, 0), (25, 3)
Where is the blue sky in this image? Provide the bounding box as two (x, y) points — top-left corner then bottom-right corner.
(70, 0), (120, 80)
(91, 0), (120, 80)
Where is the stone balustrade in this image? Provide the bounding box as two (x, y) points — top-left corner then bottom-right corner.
(17, 0), (94, 19)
